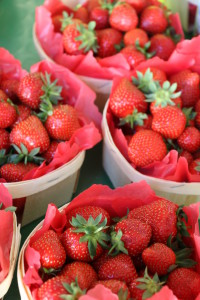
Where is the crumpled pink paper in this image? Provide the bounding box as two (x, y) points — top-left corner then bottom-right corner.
(0, 184), (14, 283)
(23, 182), (200, 299)
(35, 0), (184, 80)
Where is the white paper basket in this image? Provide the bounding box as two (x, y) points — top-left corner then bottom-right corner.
(0, 213), (21, 299)
(102, 101), (200, 206)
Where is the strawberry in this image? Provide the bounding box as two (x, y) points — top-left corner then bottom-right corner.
(96, 28), (123, 58)
(74, 6), (89, 23)
(12, 104), (31, 128)
(0, 79), (19, 101)
(124, 0), (148, 13)
(179, 150), (193, 165)
(0, 129), (10, 152)
(42, 141), (59, 163)
(167, 268), (200, 300)
(87, 0), (101, 12)
(52, 14), (63, 32)
(140, 6), (168, 34)
(0, 162), (37, 182)
(170, 70), (200, 107)
(139, 67), (167, 85)
(135, 114), (152, 131)
(195, 99), (200, 112)
(32, 230), (66, 270)
(92, 250), (110, 272)
(91, 280), (130, 299)
(189, 158), (200, 175)
(0, 99), (17, 129)
(128, 198), (178, 244)
(149, 34), (175, 60)
(195, 111), (200, 129)
(128, 129), (167, 167)
(142, 243), (176, 276)
(89, 7), (109, 29)
(120, 46), (146, 69)
(152, 106), (186, 139)
(110, 218), (152, 256)
(124, 28), (149, 47)
(109, 3), (138, 32)
(0, 89), (8, 101)
(131, 254), (145, 271)
(44, 104), (80, 141)
(59, 261), (98, 289)
(177, 127), (200, 153)
(65, 205), (111, 228)
(109, 78), (147, 118)
(98, 253), (138, 284)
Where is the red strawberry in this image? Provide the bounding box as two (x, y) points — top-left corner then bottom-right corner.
(189, 158), (200, 175)
(89, 7), (109, 29)
(195, 111), (200, 129)
(98, 253), (138, 284)
(66, 205), (111, 228)
(0, 89), (8, 101)
(74, 7), (89, 23)
(131, 254), (145, 271)
(177, 127), (200, 153)
(91, 280), (130, 299)
(0, 99), (17, 129)
(10, 115), (50, 154)
(44, 104), (80, 141)
(110, 218), (152, 256)
(180, 150), (193, 165)
(149, 34), (175, 60)
(124, 28), (149, 47)
(140, 67), (167, 85)
(59, 262), (98, 289)
(0, 162), (37, 182)
(142, 243), (176, 276)
(109, 78), (147, 118)
(92, 250), (110, 272)
(152, 106), (186, 139)
(52, 14), (63, 32)
(124, 0), (148, 13)
(135, 114), (152, 131)
(12, 104), (31, 128)
(32, 230), (66, 270)
(128, 198), (178, 244)
(195, 99), (200, 112)
(167, 268), (200, 300)
(120, 46), (146, 69)
(150, 96), (182, 115)
(109, 3), (138, 32)
(170, 70), (200, 107)
(128, 129), (167, 167)
(0, 79), (19, 101)
(42, 141), (59, 163)
(87, 0), (101, 12)
(140, 6), (168, 34)
(0, 129), (10, 152)
(96, 28), (123, 58)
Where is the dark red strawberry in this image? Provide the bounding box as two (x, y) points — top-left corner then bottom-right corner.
(92, 250), (110, 272)
(91, 279), (130, 299)
(89, 7), (109, 29)
(0, 162), (37, 182)
(124, 28), (149, 47)
(149, 34), (175, 60)
(42, 141), (59, 163)
(0, 79), (19, 101)
(140, 6), (168, 34)
(52, 14), (63, 32)
(96, 28), (123, 58)
(177, 127), (200, 153)
(0, 129), (10, 152)
(195, 99), (200, 112)
(0, 99), (17, 128)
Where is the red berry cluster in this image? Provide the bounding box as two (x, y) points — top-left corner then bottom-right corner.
(30, 202), (200, 300)
(109, 67), (200, 175)
(51, 0), (180, 67)
(0, 73), (80, 182)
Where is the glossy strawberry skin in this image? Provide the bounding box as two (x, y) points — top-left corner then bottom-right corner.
(96, 28), (123, 58)
(0, 162), (37, 182)
(124, 28), (149, 47)
(0, 79), (19, 101)
(109, 3), (138, 32)
(120, 46), (146, 69)
(124, 0), (148, 13)
(32, 230), (66, 270)
(89, 7), (109, 29)
(109, 78), (147, 118)
(0, 100), (17, 129)
(149, 34), (175, 60)
(10, 115), (50, 154)
(140, 6), (168, 34)
(128, 129), (167, 167)
(45, 105), (80, 141)
(0, 129), (10, 151)
(177, 127), (200, 153)
(91, 280), (130, 299)
(12, 104), (31, 128)
(42, 141), (59, 164)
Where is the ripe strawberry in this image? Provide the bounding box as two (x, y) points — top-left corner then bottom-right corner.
(74, 7), (89, 23)
(44, 104), (80, 141)
(89, 7), (109, 29)
(0, 99), (17, 129)
(32, 230), (66, 270)
(12, 104), (31, 128)
(0, 89), (8, 101)
(142, 243), (176, 276)
(167, 268), (200, 300)
(109, 3), (138, 32)
(110, 218), (152, 256)
(52, 14), (63, 32)
(152, 106), (186, 139)
(195, 111), (200, 129)
(10, 115), (50, 154)
(96, 28), (123, 58)
(180, 150), (193, 165)
(140, 6), (168, 34)
(120, 46), (146, 69)
(135, 114), (152, 131)
(87, 0), (101, 12)
(140, 67), (167, 85)
(92, 250), (110, 272)
(131, 254), (145, 271)
(59, 262), (98, 289)
(42, 141), (59, 163)
(0, 79), (19, 101)
(177, 127), (200, 153)
(124, 0), (148, 13)
(109, 78), (147, 118)
(149, 34), (175, 60)
(0, 129), (10, 152)
(124, 28), (149, 47)
(195, 99), (200, 112)
(170, 70), (200, 107)
(189, 158), (200, 175)
(66, 205), (111, 228)
(91, 280), (130, 299)
(98, 253), (138, 284)
(150, 96), (182, 115)
(128, 198), (178, 244)
(128, 129), (167, 167)
(0, 162), (37, 182)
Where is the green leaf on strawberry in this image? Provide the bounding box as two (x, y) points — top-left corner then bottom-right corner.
(8, 143), (44, 165)
(61, 11), (74, 32)
(119, 109), (147, 129)
(40, 72), (63, 106)
(75, 21), (98, 53)
(135, 40), (156, 59)
(0, 149), (8, 167)
(60, 278), (86, 300)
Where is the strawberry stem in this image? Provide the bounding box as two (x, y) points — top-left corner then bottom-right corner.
(135, 40), (155, 59)
(119, 109), (147, 129)
(61, 11), (74, 32)
(76, 21), (99, 53)
(60, 278), (86, 299)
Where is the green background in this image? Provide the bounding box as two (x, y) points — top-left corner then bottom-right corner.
(0, 0), (113, 298)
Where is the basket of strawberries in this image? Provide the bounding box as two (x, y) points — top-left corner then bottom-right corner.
(17, 182), (200, 299)
(0, 48), (101, 225)
(33, 0), (184, 110)
(0, 184), (21, 298)
(102, 35), (200, 206)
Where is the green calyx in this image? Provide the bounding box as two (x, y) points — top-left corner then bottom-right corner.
(135, 40), (156, 59)
(6, 98), (19, 114)
(109, 229), (128, 256)
(70, 214), (110, 259)
(182, 107), (197, 127)
(118, 288), (128, 300)
(165, 26), (181, 44)
(136, 268), (165, 300)
(61, 11), (74, 32)
(0, 202), (17, 212)
(76, 21), (98, 53)
(195, 161), (200, 172)
(132, 68), (158, 94)
(8, 143), (44, 165)
(119, 109), (147, 129)
(100, 0), (120, 14)
(0, 149), (8, 167)
(60, 278), (86, 300)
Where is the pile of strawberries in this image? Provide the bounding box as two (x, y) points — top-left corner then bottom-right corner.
(0, 72), (80, 182)
(29, 199), (200, 300)
(109, 67), (200, 175)
(51, 0), (180, 67)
